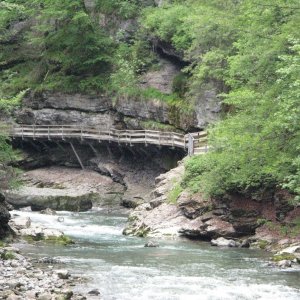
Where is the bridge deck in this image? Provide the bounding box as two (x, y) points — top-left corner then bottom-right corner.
(8, 125), (208, 155)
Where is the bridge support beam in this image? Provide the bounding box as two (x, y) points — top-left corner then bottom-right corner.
(69, 142), (84, 170)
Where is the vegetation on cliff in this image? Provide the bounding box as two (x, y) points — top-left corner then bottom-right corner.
(0, 0), (299, 201)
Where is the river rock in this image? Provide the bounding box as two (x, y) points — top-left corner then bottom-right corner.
(278, 244), (300, 255)
(41, 208), (57, 215)
(55, 269), (70, 279)
(121, 197), (145, 209)
(57, 216), (64, 222)
(88, 289), (100, 296)
(7, 294), (22, 300)
(144, 241), (159, 247)
(241, 239), (251, 248)
(277, 260), (292, 268)
(38, 257), (62, 264)
(19, 225), (63, 239)
(37, 292), (52, 300)
(12, 216), (31, 229)
(211, 237), (239, 247)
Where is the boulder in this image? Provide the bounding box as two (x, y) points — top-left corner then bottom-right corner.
(277, 260), (292, 268)
(205, 218), (236, 238)
(11, 217), (31, 229)
(88, 289), (101, 296)
(6, 187), (93, 212)
(211, 237), (239, 247)
(19, 226), (63, 238)
(121, 197), (145, 209)
(278, 244), (300, 255)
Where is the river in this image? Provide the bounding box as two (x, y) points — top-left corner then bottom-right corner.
(12, 210), (300, 300)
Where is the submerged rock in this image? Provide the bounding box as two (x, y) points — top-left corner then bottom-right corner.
(144, 241), (159, 247)
(37, 257), (62, 264)
(40, 208), (57, 215)
(211, 237), (239, 248)
(88, 289), (101, 296)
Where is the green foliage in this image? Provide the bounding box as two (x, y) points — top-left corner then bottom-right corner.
(0, 0), (115, 95)
(272, 253), (298, 262)
(181, 1), (300, 200)
(1, 251), (15, 260)
(0, 89), (27, 112)
(45, 235), (74, 246)
(258, 240), (269, 250)
(95, 0), (140, 19)
(172, 72), (188, 98)
(168, 182), (183, 204)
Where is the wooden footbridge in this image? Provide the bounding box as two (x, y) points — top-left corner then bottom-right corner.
(7, 124), (207, 169)
(8, 124), (208, 157)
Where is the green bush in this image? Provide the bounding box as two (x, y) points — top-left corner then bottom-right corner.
(168, 183), (183, 204)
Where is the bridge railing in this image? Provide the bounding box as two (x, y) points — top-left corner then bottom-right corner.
(8, 124), (208, 155)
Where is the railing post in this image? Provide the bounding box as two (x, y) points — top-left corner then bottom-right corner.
(98, 128), (101, 143)
(48, 127), (50, 140)
(144, 131), (147, 147)
(61, 126), (64, 140)
(188, 133), (194, 156)
(33, 125), (36, 140)
(21, 126), (24, 140)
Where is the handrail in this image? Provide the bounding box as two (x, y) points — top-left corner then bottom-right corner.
(7, 124), (208, 155)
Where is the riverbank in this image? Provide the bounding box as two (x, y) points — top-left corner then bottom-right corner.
(0, 244), (87, 300)
(5, 209), (300, 300)
(123, 162), (300, 262)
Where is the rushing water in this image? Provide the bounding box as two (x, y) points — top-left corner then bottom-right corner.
(13, 210), (300, 300)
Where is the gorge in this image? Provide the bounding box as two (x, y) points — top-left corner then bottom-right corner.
(1, 0), (300, 299)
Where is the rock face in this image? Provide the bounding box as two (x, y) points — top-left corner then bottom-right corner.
(193, 84), (221, 128)
(0, 193), (11, 239)
(22, 92), (112, 113)
(15, 81), (220, 131)
(123, 162), (238, 239)
(139, 58), (180, 94)
(123, 163), (300, 243)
